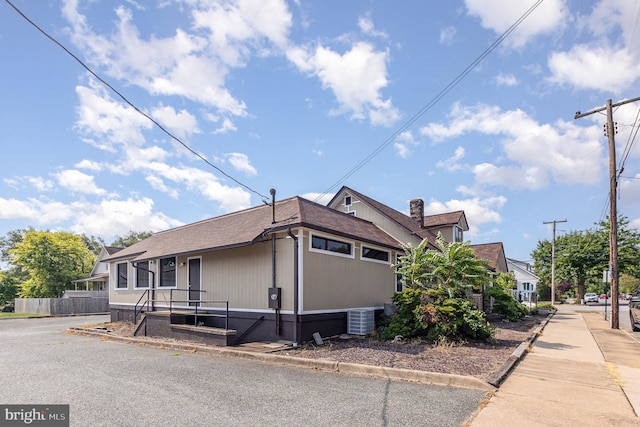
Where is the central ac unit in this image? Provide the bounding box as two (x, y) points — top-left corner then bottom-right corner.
(347, 309), (374, 335)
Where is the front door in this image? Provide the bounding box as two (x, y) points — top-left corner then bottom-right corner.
(188, 258), (201, 306)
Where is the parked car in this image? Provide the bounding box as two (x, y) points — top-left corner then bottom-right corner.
(630, 289), (640, 332)
(599, 294), (607, 299)
(584, 293), (599, 303)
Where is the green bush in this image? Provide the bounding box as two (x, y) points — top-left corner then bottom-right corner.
(377, 287), (494, 342)
(486, 272), (529, 322)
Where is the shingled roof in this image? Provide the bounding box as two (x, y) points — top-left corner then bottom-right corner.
(470, 242), (507, 272)
(105, 196), (402, 262)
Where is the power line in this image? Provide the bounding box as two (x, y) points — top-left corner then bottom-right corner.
(314, 0), (545, 202)
(4, 0), (270, 202)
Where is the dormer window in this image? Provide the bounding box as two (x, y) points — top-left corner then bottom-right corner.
(455, 226), (463, 242)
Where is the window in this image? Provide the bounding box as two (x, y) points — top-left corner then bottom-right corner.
(159, 257), (177, 288)
(454, 226), (464, 242)
(362, 246), (390, 263)
(135, 260), (150, 289)
(116, 263), (128, 289)
(311, 235), (353, 256)
(395, 255), (404, 292)
(344, 195), (352, 206)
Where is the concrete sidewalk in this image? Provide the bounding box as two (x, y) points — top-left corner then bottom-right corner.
(469, 306), (640, 426)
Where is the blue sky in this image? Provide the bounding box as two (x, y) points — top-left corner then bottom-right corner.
(1, 0), (640, 262)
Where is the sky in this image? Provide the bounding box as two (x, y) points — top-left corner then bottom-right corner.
(1, 0), (640, 262)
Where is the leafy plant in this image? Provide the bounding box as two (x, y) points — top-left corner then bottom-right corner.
(486, 272), (529, 321)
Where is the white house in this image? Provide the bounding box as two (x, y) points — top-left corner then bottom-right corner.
(507, 258), (539, 302)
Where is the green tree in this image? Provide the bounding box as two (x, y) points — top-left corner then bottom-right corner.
(0, 272), (18, 306)
(486, 271), (528, 321)
(426, 233), (491, 292)
(532, 216), (640, 302)
(111, 230), (153, 248)
(81, 234), (106, 256)
(385, 234), (493, 342)
(9, 230), (95, 298)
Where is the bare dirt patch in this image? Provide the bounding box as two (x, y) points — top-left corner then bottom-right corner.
(287, 314), (546, 380)
(91, 313), (547, 381)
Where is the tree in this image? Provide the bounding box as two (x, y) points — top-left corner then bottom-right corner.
(111, 230), (153, 248)
(425, 233), (491, 292)
(532, 216), (640, 302)
(0, 272), (18, 307)
(9, 230), (95, 298)
(384, 234), (494, 342)
(81, 234), (105, 256)
(486, 271), (528, 321)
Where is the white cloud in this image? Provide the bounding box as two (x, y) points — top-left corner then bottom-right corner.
(424, 195), (507, 238)
(213, 117), (238, 134)
(55, 170), (106, 195)
(420, 103), (604, 189)
(151, 104), (200, 140)
(439, 26), (457, 45)
(287, 41), (400, 126)
(75, 159), (103, 171)
(436, 146), (466, 172)
(494, 73), (518, 87)
(300, 192), (335, 205)
(358, 14), (388, 38)
(393, 131), (420, 159)
(71, 197), (184, 236)
(464, 0), (568, 49)
(548, 46), (640, 93)
(225, 152), (257, 176)
(0, 197), (74, 225)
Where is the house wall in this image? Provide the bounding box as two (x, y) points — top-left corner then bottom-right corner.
(300, 230), (397, 312)
(330, 197), (422, 247)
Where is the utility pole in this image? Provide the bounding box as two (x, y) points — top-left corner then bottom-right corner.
(575, 95), (640, 329)
(543, 219), (567, 306)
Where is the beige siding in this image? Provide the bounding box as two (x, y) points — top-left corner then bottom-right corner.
(333, 200), (422, 247)
(301, 231), (397, 311)
(198, 239), (291, 311)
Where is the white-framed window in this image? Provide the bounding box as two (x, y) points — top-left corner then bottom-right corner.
(159, 257), (177, 288)
(395, 254), (404, 292)
(310, 234), (354, 258)
(116, 262), (128, 289)
(344, 195), (352, 206)
(361, 245), (390, 264)
(135, 260), (151, 289)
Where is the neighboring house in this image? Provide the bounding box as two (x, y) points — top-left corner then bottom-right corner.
(326, 186), (468, 250)
(105, 196), (403, 346)
(470, 242), (508, 274)
(507, 258), (539, 302)
(71, 246), (123, 291)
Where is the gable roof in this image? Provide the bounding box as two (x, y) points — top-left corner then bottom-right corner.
(105, 196), (402, 263)
(328, 186), (440, 249)
(507, 258), (540, 281)
(423, 210), (469, 232)
(470, 242), (507, 272)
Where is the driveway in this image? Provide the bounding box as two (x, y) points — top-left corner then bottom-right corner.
(0, 316), (487, 426)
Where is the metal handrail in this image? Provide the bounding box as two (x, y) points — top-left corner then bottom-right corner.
(169, 289), (229, 330)
(133, 289), (150, 324)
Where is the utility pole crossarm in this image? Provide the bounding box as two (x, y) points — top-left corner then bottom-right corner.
(575, 95), (640, 119)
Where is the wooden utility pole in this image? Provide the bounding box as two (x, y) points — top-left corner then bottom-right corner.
(543, 219), (567, 306)
(575, 96), (640, 329)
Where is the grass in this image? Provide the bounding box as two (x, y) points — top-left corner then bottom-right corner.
(0, 312), (44, 318)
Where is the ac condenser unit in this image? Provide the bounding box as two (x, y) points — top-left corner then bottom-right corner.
(347, 309), (374, 335)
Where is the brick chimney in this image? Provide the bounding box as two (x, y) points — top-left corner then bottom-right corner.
(410, 199), (424, 228)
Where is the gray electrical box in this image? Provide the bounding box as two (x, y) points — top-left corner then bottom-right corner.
(268, 287), (281, 309)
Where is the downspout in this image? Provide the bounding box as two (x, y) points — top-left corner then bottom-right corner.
(287, 228), (299, 348)
(270, 188), (280, 335)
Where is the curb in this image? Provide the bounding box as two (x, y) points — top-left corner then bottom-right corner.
(486, 311), (554, 387)
(68, 328), (495, 391)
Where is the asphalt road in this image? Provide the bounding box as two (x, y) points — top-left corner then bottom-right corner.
(0, 315), (487, 427)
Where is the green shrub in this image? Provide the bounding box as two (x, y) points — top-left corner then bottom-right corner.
(377, 287), (494, 342)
